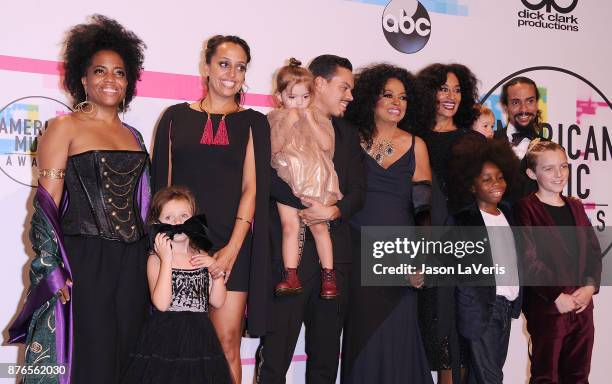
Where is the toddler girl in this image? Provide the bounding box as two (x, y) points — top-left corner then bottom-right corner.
(268, 58), (342, 298)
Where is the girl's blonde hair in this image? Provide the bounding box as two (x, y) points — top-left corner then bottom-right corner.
(525, 138), (567, 171)
(475, 104), (494, 121)
(275, 58), (313, 98)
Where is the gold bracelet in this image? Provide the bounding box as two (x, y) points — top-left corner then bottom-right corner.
(39, 168), (66, 179)
(236, 216), (253, 225)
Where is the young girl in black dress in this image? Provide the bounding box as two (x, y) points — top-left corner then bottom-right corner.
(122, 186), (231, 384)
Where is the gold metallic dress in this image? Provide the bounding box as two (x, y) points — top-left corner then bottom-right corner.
(269, 108), (342, 206)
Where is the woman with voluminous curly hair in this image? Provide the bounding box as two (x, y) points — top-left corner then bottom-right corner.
(413, 63), (480, 384)
(413, 63), (479, 217)
(342, 63), (434, 384)
(9, 15), (150, 383)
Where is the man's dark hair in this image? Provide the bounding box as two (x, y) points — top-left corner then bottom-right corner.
(308, 54), (353, 81)
(500, 76), (540, 106)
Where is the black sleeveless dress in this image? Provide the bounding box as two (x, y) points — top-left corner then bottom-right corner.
(122, 267), (231, 383)
(62, 150), (150, 383)
(151, 102), (271, 335)
(341, 137), (433, 384)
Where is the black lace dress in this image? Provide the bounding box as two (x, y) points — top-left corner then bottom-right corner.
(122, 267), (231, 383)
(418, 129), (468, 375)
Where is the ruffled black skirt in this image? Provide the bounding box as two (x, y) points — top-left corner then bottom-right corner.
(121, 311), (231, 384)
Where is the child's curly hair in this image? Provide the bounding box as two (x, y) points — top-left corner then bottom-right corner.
(448, 137), (520, 209)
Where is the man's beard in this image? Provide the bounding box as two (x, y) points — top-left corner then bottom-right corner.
(512, 112), (538, 133)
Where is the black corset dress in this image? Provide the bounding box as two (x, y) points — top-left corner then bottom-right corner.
(61, 150), (150, 384)
(121, 268), (231, 384)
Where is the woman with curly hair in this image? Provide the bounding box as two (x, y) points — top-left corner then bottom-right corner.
(413, 63), (479, 220)
(9, 15), (149, 383)
(447, 138), (522, 384)
(341, 63), (433, 384)
(150, 35), (270, 383)
(413, 63), (479, 384)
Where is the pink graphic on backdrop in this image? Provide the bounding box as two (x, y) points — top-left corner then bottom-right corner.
(0, 54), (275, 107)
(576, 98), (608, 124)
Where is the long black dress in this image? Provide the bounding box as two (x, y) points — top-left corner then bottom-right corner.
(341, 137), (433, 384)
(150, 102), (270, 336)
(62, 150), (150, 383)
(418, 129), (468, 378)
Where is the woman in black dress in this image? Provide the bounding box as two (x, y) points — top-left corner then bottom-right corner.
(341, 64), (433, 384)
(413, 63), (480, 384)
(10, 15), (150, 383)
(150, 36), (270, 383)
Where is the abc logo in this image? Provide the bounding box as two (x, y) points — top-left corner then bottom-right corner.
(382, 0), (431, 54)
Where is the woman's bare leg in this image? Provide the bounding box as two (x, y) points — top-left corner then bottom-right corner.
(210, 291), (247, 384)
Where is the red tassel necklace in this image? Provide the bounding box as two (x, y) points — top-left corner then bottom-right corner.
(198, 98), (236, 146)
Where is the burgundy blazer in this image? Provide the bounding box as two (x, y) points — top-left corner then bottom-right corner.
(514, 193), (602, 316)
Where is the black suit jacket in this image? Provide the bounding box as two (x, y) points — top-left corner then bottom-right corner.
(269, 117), (366, 267)
(493, 127), (539, 204)
(452, 202), (523, 340)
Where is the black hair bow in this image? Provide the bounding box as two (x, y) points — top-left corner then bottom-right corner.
(149, 214), (213, 252)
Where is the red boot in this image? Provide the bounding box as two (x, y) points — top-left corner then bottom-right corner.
(320, 268), (339, 299)
(275, 268), (303, 296)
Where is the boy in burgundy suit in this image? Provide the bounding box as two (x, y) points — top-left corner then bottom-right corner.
(515, 139), (602, 384)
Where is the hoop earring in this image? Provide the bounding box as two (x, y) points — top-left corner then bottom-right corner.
(238, 83), (249, 106)
(74, 90), (95, 114)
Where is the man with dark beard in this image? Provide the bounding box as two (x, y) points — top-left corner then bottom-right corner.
(494, 76), (545, 202)
(494, 76), (544, 160)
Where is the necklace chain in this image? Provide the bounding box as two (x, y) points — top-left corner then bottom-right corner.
(198, 97), (240, 117)
(362, 138), (395, 164)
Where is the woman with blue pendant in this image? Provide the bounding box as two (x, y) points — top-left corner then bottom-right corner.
(9, 15), (150, 383)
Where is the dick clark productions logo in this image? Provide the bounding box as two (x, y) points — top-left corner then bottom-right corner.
(382, 0), (431, 54)
(518, 0), (579, 31)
